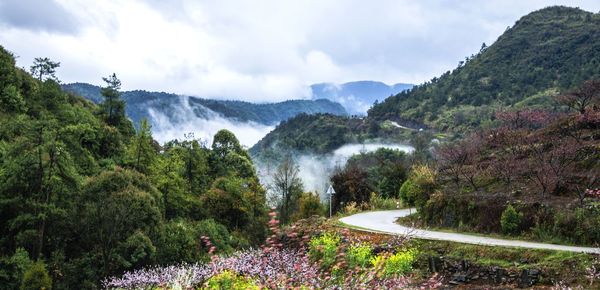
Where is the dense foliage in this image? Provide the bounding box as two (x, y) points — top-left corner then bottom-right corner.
(0, 46), (269, 289)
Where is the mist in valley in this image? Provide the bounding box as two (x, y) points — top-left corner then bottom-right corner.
(146, 96), (275, 147)
(257, 143), (414, 202)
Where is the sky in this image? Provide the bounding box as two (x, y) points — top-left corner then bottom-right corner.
(1, 0), (599, 102)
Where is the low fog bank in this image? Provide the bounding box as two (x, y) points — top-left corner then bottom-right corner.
(147, 96), (274, 147)
(257, 143), (414, 202)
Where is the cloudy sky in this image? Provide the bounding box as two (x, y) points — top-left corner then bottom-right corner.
(1, 0), (599, 102)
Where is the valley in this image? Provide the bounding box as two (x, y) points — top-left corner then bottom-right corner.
(0, 3), (599, 290)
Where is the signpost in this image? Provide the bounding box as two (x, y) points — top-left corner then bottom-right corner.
(327, 185), (336, 218)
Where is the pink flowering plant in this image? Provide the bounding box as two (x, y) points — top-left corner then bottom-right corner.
(104, 209), (442, 289)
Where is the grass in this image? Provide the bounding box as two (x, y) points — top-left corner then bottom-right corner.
(412, 239), (596, 285)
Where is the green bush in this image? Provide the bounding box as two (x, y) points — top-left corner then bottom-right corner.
(398, 179), (417, 207)
(371, 249), (417, 277)
(308, 233), (340, 269)
(500, 205), (523, 235)
(552, 207), (600, 245)
(346, 243), (373, 268)
(369, 192), (402, 210)
(0, 248), (32, 289)
(292, 192), (324, 222)
(399, 165), (436, 210)
(205, 270), (259, 290)
(20, 261), (52, 290)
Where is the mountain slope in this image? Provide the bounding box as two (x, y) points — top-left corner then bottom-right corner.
(62, 83), (347, 127)
(252, 6), (600, 156)
(369, 6), (600, 131)
(311, 81), (413, 115)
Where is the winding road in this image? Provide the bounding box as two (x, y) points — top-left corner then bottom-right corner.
(339, 209), (600, 254)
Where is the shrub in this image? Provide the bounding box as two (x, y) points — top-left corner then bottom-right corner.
(0, 248), (32, 290)
(343, 201), (359, 215)
(346, 243), (373, 268)
(292, 192), (324, 222)
(500, 205), (523, 235)
(371, 249), (417, 277)
(370, 192), (402, 210)
(399, 165), (437, 210)
(20, 261), (52, 290)
(308, 233), (340, 269)
(399, 179), (417, 207)
(205, 270), (259, 290)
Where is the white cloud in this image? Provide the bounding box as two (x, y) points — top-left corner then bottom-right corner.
(1, 0), (599, 102)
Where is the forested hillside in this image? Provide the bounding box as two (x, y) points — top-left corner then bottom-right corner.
(252, 6), (600, 158)
(63, 83), (347, 127)
(0, 46), (269, 289)
(369, 6), (600, 132)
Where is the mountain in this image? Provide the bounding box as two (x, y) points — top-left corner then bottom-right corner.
(310, 81), (413, 115)
(368, 6), (600, 132)
(62, 83), (347, 127)
(252, 6), (600, 155)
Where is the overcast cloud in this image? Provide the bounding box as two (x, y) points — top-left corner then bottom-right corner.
(1, 0), (599, 102)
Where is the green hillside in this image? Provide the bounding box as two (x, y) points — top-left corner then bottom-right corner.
(368, 6), (600, 132)
(0, 46), (269, 288)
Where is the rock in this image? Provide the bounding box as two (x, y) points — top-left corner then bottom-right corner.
(428, 256), (443, 273)
(493, 267), (507, 284)
(460, 259), (470, 271)
(518, 268), (541, 288)
(450, 273), (468, 284)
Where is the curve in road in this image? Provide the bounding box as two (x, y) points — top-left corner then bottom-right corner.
(339, 209), (600, 254)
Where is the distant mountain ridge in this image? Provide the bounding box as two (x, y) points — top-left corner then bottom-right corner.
(310, 81), (413, 115)
(62, 82), (348, 127)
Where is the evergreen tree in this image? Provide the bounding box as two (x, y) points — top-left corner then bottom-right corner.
(126, 119), (157, 175)
(30, 57), (60, 81)
(100, 73), (126, 128)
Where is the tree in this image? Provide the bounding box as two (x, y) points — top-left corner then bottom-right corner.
(173, 138), (210, 194)
(330, 164), (372, 214)
(500, 205), (523, 235)
(75, 169), (162, 278)
(526, 135), (584, 198)
(212, 129), (244, 159)
(20, 260), (52, 290)
(0, 117), (80, 260)
(202, 181), (246, 230)
(210, 130), (253, 179)
(399, 165), (437, 210)
(435, 134), (485, 191)
(398, 179), (418, 207)
(126, 119), (157, 175)
(100, 73), (126, 127)
(291, 192), (324, 222)
(557, 79), (600, 114)
(271, 156), (303, 224)
(30, 57), (60, 81)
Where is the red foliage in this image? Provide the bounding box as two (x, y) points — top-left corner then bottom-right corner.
(495, 109), (555, 129)
(557, 79), (600, 114)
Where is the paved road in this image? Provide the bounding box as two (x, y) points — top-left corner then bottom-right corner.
(339, 209), (600, 254)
